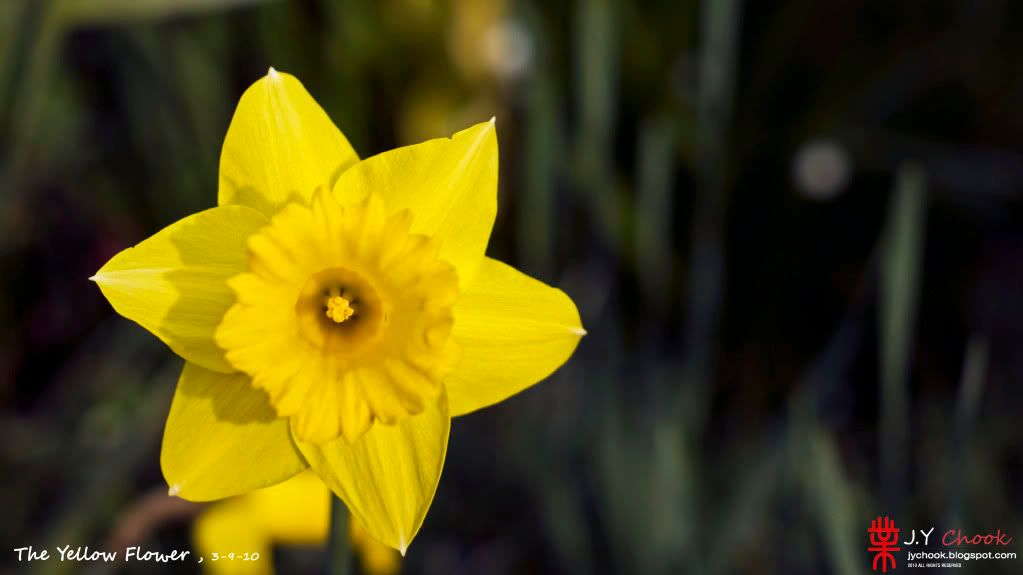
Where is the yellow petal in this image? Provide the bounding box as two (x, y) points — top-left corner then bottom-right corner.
(294, 391), (450, 554)
(446, 258), (584, 416)
(333, 120), (497, 284)
(194, 500), (271, 575)
(163, 362), (308, 501)
(351, 517), (402, 575)
(219, 68), (359, 217)
(91, 206), (268, 373)
(194, 471), (330, 574)
(251, 471), (331, 545)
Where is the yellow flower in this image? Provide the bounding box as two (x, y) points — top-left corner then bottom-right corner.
(91, 68), (584, 553)
(350, 515), (401, 575)
(195, 471), (399, 575)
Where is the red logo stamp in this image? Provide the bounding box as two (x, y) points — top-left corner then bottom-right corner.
(868, 516), (901, 572)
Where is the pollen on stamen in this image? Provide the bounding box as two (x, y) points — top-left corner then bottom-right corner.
(325, 295), (354, 323)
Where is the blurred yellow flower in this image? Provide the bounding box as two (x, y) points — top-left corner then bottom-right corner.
(91, 68), (584, 552)
(449, 0), (505, 82)
(349, 516), (401, 575)
(196, 471), (398, 575)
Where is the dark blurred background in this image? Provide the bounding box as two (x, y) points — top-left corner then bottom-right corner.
(2, 0), (1023, 573)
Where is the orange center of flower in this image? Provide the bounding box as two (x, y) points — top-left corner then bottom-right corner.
(294, 267), (386, 355)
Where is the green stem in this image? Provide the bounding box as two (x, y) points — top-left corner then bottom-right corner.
(328, 496), (353, 575)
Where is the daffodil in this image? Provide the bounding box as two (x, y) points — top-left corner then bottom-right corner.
(195, 471), (399, 575)
(92, 68), (584, 553)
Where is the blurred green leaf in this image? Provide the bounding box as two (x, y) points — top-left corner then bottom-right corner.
(62, 0), (277, 25)
(803, 428), (863, 575)
(878, 162), (926, 510)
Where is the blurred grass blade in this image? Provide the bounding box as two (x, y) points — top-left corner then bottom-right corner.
(948, 335), (989, 525)
(574, 0), (625, 245)
(635, 115), (675, 313)
(0, 0), (32, 130)
(64, 0), (277, 24)
(328, 497), (353, 575)
(519, 5), (560, 280)
(704, 436), (781, 575)
(576, 0), (615, 174)
(539, 481), (595, 574)
(8, 1), (66, 183)
(683, 0), (741, 425)
(878, 163), (926, 510)
(805, 428), (862, 575)
(955, 335), (988, 425)
(595, 393), (694, 573)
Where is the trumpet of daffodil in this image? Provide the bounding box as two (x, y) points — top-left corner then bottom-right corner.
(92, 68), (584, 553)
(195, 471), (399, 575)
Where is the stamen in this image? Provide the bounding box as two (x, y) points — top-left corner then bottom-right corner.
(325, 295), (355, 324)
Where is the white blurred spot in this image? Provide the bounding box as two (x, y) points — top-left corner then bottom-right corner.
(793, 138), (852, 201)
(484, 20), (534, 81)
(168, 484), (181, 497)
